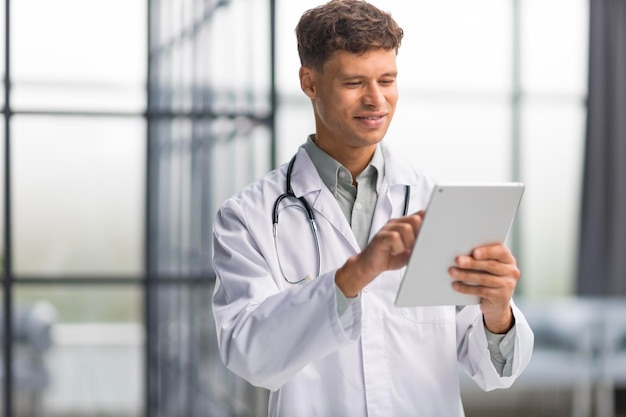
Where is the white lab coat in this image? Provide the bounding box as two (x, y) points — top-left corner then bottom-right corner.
(212, 143), (533, 417)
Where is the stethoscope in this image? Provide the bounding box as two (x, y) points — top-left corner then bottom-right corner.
(272, 153), (411, 285)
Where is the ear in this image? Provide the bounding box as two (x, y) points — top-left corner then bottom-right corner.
(299, 66), (318, 99)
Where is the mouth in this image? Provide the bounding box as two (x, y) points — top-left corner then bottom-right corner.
(354, 113), (388, 128)
(355, 114), (387, 121)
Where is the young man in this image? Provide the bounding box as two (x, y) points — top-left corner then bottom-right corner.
(212, 1), (533, 416)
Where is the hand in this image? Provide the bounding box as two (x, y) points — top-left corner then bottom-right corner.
(335, 211), (424, 298)
(449, 244), (520, 333)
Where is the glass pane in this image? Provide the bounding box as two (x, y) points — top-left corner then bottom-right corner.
(208, 0), (271, 116)
(12, 116), (145, 276)
(521, 0), (588, 96)
(397, 0), (513, 93)
(390, 97), (512, 183)
(149, 119), (270, 275)
(151, 282), (267, 417)
(14, 285), (143, 417)
(520, 100), (586, 296)
(12, 0), (146, 112)
(210, 123), (272, 209)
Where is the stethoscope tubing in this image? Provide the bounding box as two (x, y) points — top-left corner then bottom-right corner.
(272, 153), (410, 285)
(273, 155), (322, 284)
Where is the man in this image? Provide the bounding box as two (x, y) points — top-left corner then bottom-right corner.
(212, 1), (533, 416)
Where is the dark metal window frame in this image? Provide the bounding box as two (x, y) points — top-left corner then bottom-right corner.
(144, 0), (275, 415)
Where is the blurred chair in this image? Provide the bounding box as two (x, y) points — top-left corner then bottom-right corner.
(0, 301), (57, 417)
(596, 300), (626, 417)
(514, 297), (602, 417)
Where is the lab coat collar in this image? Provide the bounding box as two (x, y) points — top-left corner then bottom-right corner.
(288, 146), (325, 198)
(289, 141), (423, 196)
(379, 142), (423, 188)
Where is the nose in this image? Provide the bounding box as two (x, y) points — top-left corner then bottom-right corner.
(362, 82), (385, 108)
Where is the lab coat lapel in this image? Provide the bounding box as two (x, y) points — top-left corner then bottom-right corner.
(288, 147), (360, 253)
(369, 143), (418, 239)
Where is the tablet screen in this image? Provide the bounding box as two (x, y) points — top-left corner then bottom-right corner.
(395, 183), (524, 307)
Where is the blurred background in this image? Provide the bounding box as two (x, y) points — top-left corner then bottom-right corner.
(0, 0), (624, 416)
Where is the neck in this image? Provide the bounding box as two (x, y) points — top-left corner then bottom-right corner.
(312, 137), (377, 180)
(339, 151), (375, 182)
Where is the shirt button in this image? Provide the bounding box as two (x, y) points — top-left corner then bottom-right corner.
(355, 203), (362, 210)
(339, 171), (347, 178)
(363, 288), (369, 293)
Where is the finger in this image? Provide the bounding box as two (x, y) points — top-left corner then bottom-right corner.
(456, 245), (519, 277)
(368, 226), (411, 257)
(412, 209), (426, 219)
(451, 278), (516, 307)
(379, 230), (412, 256)
(385, 215), (422, 248)
(472, 244), (516, 264)
(394, 212), (424, 238)
(454, 256), (519, 279)
(451, 281), (509, 299)
(450, 267), (517, 289)
(387, 224), (418, 254)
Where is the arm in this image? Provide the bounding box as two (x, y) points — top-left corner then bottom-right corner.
(452, 244), (534, 388)
(212, 200), (360, 391)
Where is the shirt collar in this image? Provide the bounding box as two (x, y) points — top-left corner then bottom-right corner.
(304, 135), (385, 195)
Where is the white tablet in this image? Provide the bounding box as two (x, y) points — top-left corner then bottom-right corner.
(395, 183), (524, 307)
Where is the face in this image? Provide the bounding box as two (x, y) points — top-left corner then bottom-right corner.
(300, 48), (399, 163)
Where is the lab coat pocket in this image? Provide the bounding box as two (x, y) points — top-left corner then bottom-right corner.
(399, 306), (454, 324)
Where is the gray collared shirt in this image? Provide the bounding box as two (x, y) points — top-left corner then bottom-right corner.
(303, 136), (515, 377)
(304, 136), (382, 250)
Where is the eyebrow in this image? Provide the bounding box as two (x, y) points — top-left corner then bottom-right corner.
(337, 71), (398, 80)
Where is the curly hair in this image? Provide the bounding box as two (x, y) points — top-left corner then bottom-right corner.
(295, 0), (404, 71)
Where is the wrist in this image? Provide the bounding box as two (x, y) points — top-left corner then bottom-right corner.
(483, 307), (514, 334)
(335, 255), (376, 298)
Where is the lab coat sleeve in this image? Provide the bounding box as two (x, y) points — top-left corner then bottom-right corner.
(456, 301), (534, 391)
(212, 199), (362, 391)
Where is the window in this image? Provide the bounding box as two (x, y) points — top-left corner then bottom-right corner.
(276, 0), (588, 298)
(4, 0), (274, 415)
(5, 0), (146, 415)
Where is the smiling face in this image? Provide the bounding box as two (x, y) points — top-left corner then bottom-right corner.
(300, 48), (399, 168)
